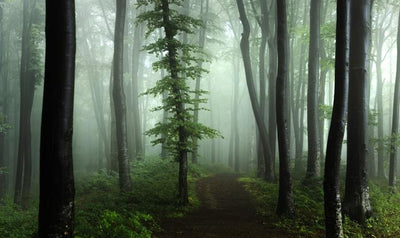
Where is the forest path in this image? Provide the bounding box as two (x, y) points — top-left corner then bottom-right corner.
(154, 173), (287, 238)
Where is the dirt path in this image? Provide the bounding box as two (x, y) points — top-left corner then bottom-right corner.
(154, 173), (287, 238)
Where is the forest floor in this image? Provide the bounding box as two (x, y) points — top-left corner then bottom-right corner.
(154, 173), (291, 238)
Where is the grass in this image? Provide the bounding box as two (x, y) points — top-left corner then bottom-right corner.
(239, 175), (400, 238)
(0, 156), (229, 237)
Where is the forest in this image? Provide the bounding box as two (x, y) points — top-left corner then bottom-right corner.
(1, 0), (400, 237)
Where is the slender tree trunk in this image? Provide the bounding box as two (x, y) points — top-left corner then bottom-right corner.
(236, 0), (274, 181)
(131, 23), (144, 161)
(109, 62), (118, 171)
(267, 1), (277, 180)
(15, 0), (37, 207)
(276, 0), (294, 216)
(306, 0), (321, 179)
(192, 0), (209, 163)
(342, 0), (373, 223)
(39, 0), (76, 235)
(375, 29), (385, 178)
(323, 1), (349, 237)
(389, 10), (400, 187)
(113, 0), (132, 192)
(0, 0), (6, 198)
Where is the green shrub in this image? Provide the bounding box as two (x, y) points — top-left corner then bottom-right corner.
(0, 199), (37, 237)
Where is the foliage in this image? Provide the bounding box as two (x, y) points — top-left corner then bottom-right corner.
(240, 175), (400, 238)
(137, 0), (220, 161)
(318, 104), (333, 120)
(0, 199), (38, 237)
(0, 114), (11, 135)
(95, 210), (154, 238)
(73, 157), (226, 236)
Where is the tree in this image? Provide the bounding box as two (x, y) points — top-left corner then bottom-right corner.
(275, 0), (294, 216)
(389, 9), (400, 187)
(342, 0), (373, 223)
(306, 0), (321, 179)
(192, 0), (209, 164)
(38, 0), (76, 236)
(236, 0), (274, 181)
(137, 0), (218, 205)
(323, 0), (349, 236)
(113, 0), (132, 192)
(15, 0), (43, 207)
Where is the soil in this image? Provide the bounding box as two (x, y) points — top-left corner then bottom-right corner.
(154, 173), (291, 238)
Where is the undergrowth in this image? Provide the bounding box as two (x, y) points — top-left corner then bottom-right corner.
(240, 176), (400, 238)
(0, 156), (226, 237)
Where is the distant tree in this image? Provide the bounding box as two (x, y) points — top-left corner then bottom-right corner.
(306, 0), (321, 179)
(15, 0), (43, 207)
(342, 0), (373, 223)
(192, 0), (209, 164)
(137, 0), (219, 205)
(39, 0), (76, 236)
(389, 9), (400, 187)
(236, 0), (274, 181)
(275, 0), (294, 216)
(113, 0), (132, 192)
(323, 0), (349, 237)
(0, 0), (6, 199)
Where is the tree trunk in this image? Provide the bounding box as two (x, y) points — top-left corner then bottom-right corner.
(306, 0), (321, 179)
(0, 0), (5, 198)
(192, 0), (209, 164)
(113, 0), (132, 192)
(15, 0), (37, 207)
(389, 9), (400, 187)
(275, 0), (294, 216)
(131, 23), (144, 161)
(342, 0), (373, 223)
(39, 0), (76, 235)
(236, 0), (274, 181)
(160, 0), (189, 205)
(323, 1), (349, 237)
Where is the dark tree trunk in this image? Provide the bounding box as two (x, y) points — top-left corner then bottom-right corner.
(323, 1), (349, 237)
(342, 0), (373, 223)
(113, 0), (132, 192)
(275, 0), (294, 216)
(39, 0), (76, 236)
(236, 0), (274, 181)
(389, 9), (400, 187)
(306, 0), (321, 179)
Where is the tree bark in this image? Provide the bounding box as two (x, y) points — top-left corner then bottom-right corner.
(389, 9), (400, 187)
(275, 0), (294, 216)
(342, 0), (373, 223)
(113, 0), (132, 192)
(39, 0), (76, 236)
(323, 1), (349, 237)
(306, 0), (321, 179)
